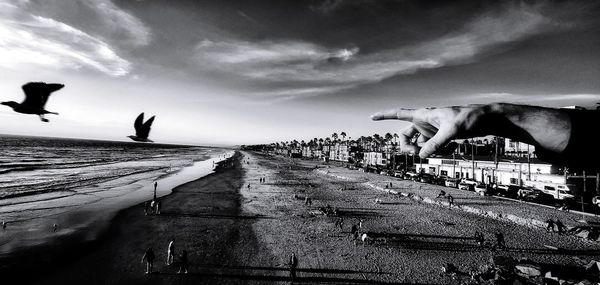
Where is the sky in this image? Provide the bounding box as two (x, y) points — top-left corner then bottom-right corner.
(0, 0), (599, 146)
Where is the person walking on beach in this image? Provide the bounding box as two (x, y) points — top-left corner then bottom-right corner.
(474, 231), (485, 247)
(495, 232), (506, 249)
(53, 223), (58, 232)
(141, 247), (155, 274)
(546, 219), (555, 232)
(153, 182), (158, 201)
(555, 219), (565, 235)
(150, 200), (156, 215)
(166, 239), (175, 265)
(155, 201), (161, 215)
(144, 201), (150, 216)
(334, 218), (344, 230)
(178, 250), (189, 274)
(288, 252), (298, 283)
(2, 221), (6, 230)
(447, 195), (454, 208)
(436, 190), (446, 199)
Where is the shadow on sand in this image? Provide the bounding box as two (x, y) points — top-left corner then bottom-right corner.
(152, 264), (421, 284)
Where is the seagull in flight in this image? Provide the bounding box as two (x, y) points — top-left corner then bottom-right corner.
(128, 112), (155, 142)
(1, 82), (64, 122)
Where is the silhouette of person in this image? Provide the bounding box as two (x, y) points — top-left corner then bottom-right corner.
(447, 195), (454, 207)
(288, 252), (298, 282)
(2, 221), (6, 230)
(371, 103), (600, 170)
(166, 239), (175, 265)
(154, 182), (158, 200)
(335, 218), (344, 230)
(53, 223), (58, 232)
(546, 219), (555, 232)
(156, 201), (161, 215)
(495, 232), (506, 249)
(437, 190), (446, 198)
(178, 250), (189, 274)
(141, 247), (155, 274)
(474, 231), (485, 247)
(555, 219), (565, 235)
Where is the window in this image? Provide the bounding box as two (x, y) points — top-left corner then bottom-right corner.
(440, 170), (448, 176)
(510, 178), (518, 185)
(455, 172), (460, 178)
(544, 186), (555, 191)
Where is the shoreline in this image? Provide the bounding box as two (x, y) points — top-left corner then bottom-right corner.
(27, 150), (275, 284)
(0, 150), (234, 280)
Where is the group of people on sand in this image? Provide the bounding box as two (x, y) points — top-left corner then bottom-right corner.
(141, 239), (189, 274)
(259, 177), (266, 183)
(144, 182), (161, 215)
(546, 219), (566, 234)
(436, 190), (454, 207)
(474, 231), (506, 249)
(144, 199), (161, 215)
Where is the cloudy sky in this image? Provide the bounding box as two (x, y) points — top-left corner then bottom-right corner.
(1, 0), (599, 145)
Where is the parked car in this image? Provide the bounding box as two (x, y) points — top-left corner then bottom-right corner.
(475, 184), (492, 196)
(458, 182), (475, 191)
(380, 171), (389, 176)
(444, 178), (459, 188)
(517, 187), (544, 201)
(539, 185), (575, 201)
(431, 176), (447, 186)
(495, 184), (520, 197)
(593, 196), (600, 207)
(403, 171), (418, 180)
(393, 170), (405, 179)
(417, 173), (434, 183)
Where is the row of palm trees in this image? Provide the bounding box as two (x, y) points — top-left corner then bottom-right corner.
(267, 132), (402, 154)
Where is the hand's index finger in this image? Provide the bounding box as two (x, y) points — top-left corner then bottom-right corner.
(370, 108), (415, 121)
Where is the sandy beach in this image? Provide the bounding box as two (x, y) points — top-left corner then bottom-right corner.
(9, 150), (600, 284)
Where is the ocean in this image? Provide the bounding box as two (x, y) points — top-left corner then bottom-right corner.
(0, 135), (232, 255)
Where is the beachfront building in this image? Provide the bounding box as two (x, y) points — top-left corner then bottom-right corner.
(419, 156), (562, 186)
(329, 143), (350, 162)
(363, 152), (387, 166)
(453, 136), (503, 156)
(504, 138), (536, 158)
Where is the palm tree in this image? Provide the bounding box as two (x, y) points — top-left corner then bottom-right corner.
(340, 132), (347, 142)
(332, 133), (338, 143)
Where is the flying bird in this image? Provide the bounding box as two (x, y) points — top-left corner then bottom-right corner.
(128, 112), (155, 142)
(1, 82), (64, 122)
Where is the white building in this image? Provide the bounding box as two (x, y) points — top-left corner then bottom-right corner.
(329, 144), (350, 162)
(504, 138), (535, 158)
(419, 156), (562, 186)
(363, 152), (387, 166)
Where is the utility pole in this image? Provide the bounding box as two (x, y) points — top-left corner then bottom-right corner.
(527, 144), (531, 181)
(582, 170), (587, 215)
(596, 172), (599, 196)
(471, 140), (475, 181)
(494, 137), (499, 185)
(452, 152), (456, 179)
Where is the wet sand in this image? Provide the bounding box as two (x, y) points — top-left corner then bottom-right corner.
(23, 151), (272, 284)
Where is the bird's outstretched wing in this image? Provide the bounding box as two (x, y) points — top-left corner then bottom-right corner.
(21, 82), (64, 108)
(134, 113), (145, 133)
(137, 115), (155, 139)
